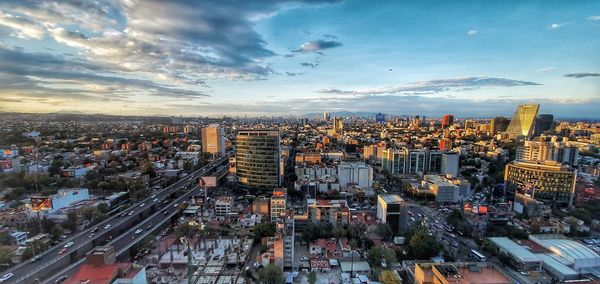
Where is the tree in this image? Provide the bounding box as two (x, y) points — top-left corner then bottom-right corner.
(50, 225), (64, 243)
(258, 264), (284, 284)
(332, 226), (347, 239)
(308, 271), (317, 284)
(446, 209), (463, 228)
(175, 223), (199, 239)
(379, 270), (401, 284)
(367, 246), (397, 269)
(0, 232), (12, 246)
(377, 224), (393, 241)
(254, 222), (276, 241)
(0, 246), (14, 267)
(408, 229), (441, 260)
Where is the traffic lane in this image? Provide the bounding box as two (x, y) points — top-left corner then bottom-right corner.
(8, 159), (229, 283)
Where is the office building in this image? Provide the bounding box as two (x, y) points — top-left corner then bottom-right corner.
(516, 139), (579, 166)
(505, 104), (540, 138)
(491, 116), (511, 135)
(441, 151), (459, 177)
(236, 129), (281, 190)
(333, 117), (344, 133)
(377, 194), (407, 234)
(375, 113), (385, 123)
(382, 148), (442, 175)
(214, 196), (233, 216)
(534, 114), (554, 137)
(382, 148), (408, 174)
(273, 217), (295, 270)
(201, 124), (226, 157)
(338, 161), (373, 188)
(422, 175), (471, 203)
(270, 188), (287, 221)
(505, 160), (577, 207)
(323, 112), (330, 121)
(441, 114), (454, 128)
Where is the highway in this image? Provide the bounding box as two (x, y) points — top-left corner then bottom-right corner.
(4, 153), (232, 284)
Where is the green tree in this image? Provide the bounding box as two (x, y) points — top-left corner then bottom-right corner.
(254, 222), (277, 241)
(332, 226), (347, 239)
(379, 270), (401, 284)
(367, 246), (397, 269)
(446, 209), (463, 228)
(175, 223), (200, 239)
(0, 246), (14, 266)
(0, 232), (12, 246)
(408, 229), (441, 259)
(258, 264), (284, 284)
(377, 224), (394, 241)
(50, 225), (64, 243)
(308, 271), (317, 284)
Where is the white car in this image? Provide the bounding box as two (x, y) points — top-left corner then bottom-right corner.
(0, 273), (14, 282)
(135, 229), (143, 234)
(64, 241), (74, 248)
(140, 203), (145, 207)
(300, 257), (309, 261)
(104, 224), (111, 230)
(153, 198), (159, 202)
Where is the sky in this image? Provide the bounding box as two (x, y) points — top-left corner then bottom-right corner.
(0, 0), (599, 118)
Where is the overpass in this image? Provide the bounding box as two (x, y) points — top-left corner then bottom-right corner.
(4, 153), (232, 284)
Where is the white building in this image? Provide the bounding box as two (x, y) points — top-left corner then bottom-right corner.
(10, 231), (28, 246)
(338, 161), (373, 189)
(422, 175), (470, 203)
(441, 151), (459, 177)
(47, 188), (90, 214)
(214, 196), (233, 216)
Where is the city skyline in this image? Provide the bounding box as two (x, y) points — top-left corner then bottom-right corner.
(0, 1), (599, 118)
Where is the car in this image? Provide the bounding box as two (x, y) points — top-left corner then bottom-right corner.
(91, 227), (99, 233)
(300, 257), (309, 261)
(140, 203), (145, 207)
(135, 229), (143, 234)
(151, 194), (157, 199)
(163, 210), (169, 215)
(173, 203), (179, 208)
(64, 241), (74, 248)
(89, 233), (95, 238)
(128, 210), (134, 216)
(153, 198), (159, 202)
(146, 224), (153, 230)
(104, 224), (111, 230)
(58, 248), (68, 255)
(0, 273), (14, 282)
(55, 275), (68, 283)
(163, 200), (169, 204)
(519, 271), (530, 276)
(31, 255), (41, 262)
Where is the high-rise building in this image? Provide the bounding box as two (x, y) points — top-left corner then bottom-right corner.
(201, 124), (225, 156)
(375, 113), (386, 123)
(333, 117), (344, 133)
(441, 114), (454, 128)
(377, 194), (407, 234)
(338, 161), (373, 188)
(439, 138), (452, 151)
(323, 112), (330, 121)
(236, 129), (281, 190)
(505, 104), (540, 138)
(491, 116), (511, 135)
(441, 151), (459, 177)
(534, 114), (554, 137)
(504, 160), (576, 207)
(270, 188), (287, 221)
(382, 148), (442, 175)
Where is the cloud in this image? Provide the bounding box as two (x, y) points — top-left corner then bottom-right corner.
(537, 67), (556, 73)
(467, 30), (478, 36)
(285, 72), (302, 76)
(0, 10), (45, 39)
(588, 16), (600, 21)
(548, 23), (567, 30)
(315, 77), (540, 96)
(0, 46), (209, 101)
(293, 39), (343, 53)
(301, 62), (319, 68)
(564, 73), (600, 78)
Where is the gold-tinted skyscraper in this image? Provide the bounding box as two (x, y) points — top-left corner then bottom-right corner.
(201, 124), (225, 156)
(505, 104), (540, 138)
(236, 129), (281, 190)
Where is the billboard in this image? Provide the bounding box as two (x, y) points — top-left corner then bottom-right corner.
(199, 176), (217, 187)
(31, 197), (53, 212)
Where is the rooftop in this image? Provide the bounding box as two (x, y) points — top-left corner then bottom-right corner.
(379, 194), (404, 204)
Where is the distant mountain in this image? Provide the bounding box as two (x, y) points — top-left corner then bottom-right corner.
(304, 111), (396, 118)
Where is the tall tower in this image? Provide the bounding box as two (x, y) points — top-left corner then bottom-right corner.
(323, 112), (330, 121)
(201, 124), (225, 156)
(534, 114), (554, 137)
(333, 117), (344, 133)
(505, 104), (540, 138)
(236, 129), (281, 190)
(441, 114), (454, 129)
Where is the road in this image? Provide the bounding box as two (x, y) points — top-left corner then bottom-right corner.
(3, 153), (232, 284)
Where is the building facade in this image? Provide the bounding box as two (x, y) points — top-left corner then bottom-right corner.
(377, 194), (407, 234)
(235, 129), (281, 190)
(505, 104), (540, 138)
(201, 124), (226, 156)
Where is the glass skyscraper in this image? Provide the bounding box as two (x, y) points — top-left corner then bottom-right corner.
(235, 129), (281, 190)
(505, 104), (540, 138)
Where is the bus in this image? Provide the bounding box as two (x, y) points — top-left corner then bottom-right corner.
(470, 249), (486, 261)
